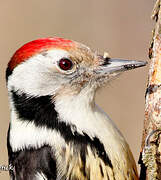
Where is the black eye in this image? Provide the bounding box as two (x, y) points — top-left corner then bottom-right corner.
(58, 58), (73, 71)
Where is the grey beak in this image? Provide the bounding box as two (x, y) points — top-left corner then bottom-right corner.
(97, 58), (147, 74)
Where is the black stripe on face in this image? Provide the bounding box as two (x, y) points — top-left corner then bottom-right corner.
(11, 90), (58, 129)
(11, 90), (113, 168)
(6, 67), (13, 82)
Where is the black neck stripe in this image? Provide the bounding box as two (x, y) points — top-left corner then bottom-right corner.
(11, 90), (113, 168)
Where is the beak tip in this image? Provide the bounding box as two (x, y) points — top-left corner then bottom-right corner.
(145, 61), (148, 65)
(123, 60), (148, 70)
(138, 60), (148, 67)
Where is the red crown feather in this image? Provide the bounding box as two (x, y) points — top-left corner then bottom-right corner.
(8, 37), (75, 70)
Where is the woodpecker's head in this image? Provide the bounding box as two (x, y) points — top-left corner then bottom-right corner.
(6, 37), (147, 100)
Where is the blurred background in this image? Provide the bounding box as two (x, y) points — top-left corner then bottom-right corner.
(0, 0), (154, 179)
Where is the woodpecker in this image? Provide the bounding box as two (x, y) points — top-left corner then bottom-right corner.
(6, 37), (146, 180)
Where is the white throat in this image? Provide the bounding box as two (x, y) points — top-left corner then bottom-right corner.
(54, 87), (125, 152)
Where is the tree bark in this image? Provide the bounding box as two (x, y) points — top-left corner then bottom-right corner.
(139, 0), (161, 179)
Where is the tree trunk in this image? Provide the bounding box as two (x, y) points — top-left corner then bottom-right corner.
(139, 0), (161, 179)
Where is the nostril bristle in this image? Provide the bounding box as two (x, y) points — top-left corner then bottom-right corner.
(98, 55), (111, 66)
(102, 57), (111, 66)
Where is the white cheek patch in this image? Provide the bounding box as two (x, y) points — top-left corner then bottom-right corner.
(7, 49), (70, 96)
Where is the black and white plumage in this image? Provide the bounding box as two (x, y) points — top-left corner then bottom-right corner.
(6, 37), (147, 180)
